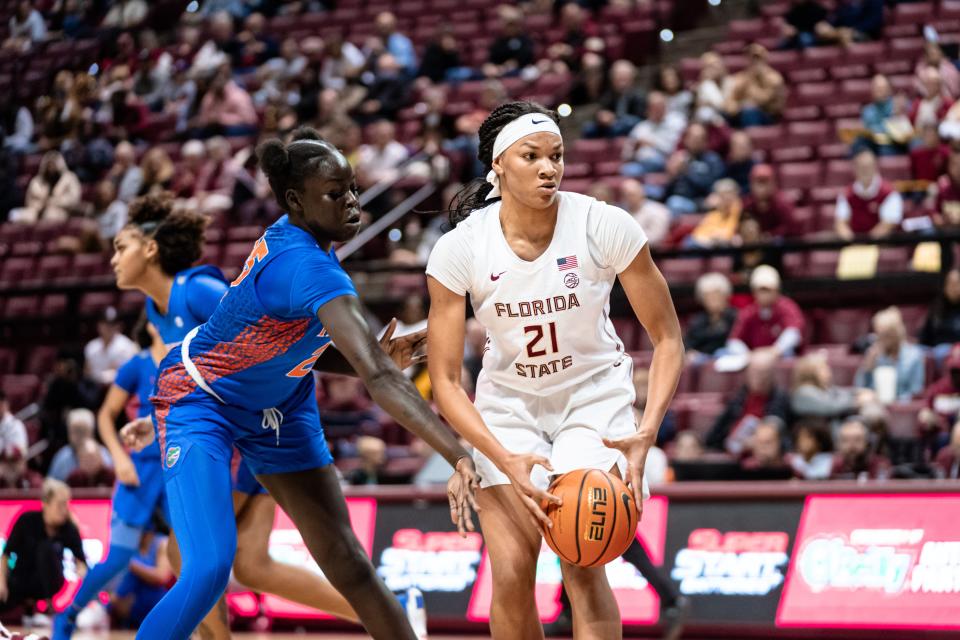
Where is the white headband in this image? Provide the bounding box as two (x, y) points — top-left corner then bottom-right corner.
(485, 113), (562, 200)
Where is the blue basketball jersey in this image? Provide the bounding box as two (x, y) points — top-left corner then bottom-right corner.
(146, 265), (228, 346)
(114, 351), (161, 460)
(171, 215), (357, 412)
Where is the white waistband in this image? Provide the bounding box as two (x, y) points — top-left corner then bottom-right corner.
(180, 326), (282, 445)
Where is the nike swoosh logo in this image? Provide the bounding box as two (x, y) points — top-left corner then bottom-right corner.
(490, 271), (506, 281)
(531, 118), (548, 125)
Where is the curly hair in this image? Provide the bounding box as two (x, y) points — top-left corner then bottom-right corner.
(257, 126), (341, 210)
(128, 192), (207, 276)
(447, 101), (559, 227)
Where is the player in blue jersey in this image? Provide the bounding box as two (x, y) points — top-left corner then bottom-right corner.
(120, 128), (478, 640)
(52, 320), (167, 639)
(57, 194), (427, 640)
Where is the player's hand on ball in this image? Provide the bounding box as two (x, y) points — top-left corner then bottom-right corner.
(602, 434), (650, 516)
(379, 317), (427, 369)
(501, 453), (562, 531)
(447, 457), (481, 537)
(120, 417), (155, 452)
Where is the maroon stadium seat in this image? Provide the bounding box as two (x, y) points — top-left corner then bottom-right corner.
(891, 2), (935, 25)
(78, 291), (117, 316)
(697, 362), (744, 395)
(779, 162), (821, 190)
(817, 309), (873, 345)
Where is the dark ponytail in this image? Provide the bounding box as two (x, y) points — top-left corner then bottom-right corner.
(257, 126), (340, 210)
(128, 192), (207, 276)
(447, 101), (559, 227)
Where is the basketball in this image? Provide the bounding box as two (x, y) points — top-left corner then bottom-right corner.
(541, 468), (639, 568)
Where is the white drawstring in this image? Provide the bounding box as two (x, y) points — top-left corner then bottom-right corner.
(183, 326), (284, 447)
(261, 407), (284, 446)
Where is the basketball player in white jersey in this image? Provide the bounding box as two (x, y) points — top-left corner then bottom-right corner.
(426, 101), (684, 639)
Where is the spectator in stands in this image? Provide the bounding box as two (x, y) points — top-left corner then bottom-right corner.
(859, 74), (905, 156)
(48, 408), (112, 482)
(1, 100), (34, 154)
(545, 2), (600, 73)
(685, 272), (737, 358)
(726, 265), (805, 356)
(916, 41), (960, 100)
(655, 65), (692, 121)
(619, 179), (669, 246)
(830, 416), (891, 480)
(741, 164), (793, 238)
(672, 432), (704, 462)
(109, 531), (172, 629)
(855, 306), (925, 402)
(172, 139), (207, 200)
(8, 151), (81, 223)
(195, 63), (259, 137)
(910, 123), (948, 183)
(724, 131), (755, 194)
(740, 417), (789, 473)
(791, 351), (874, 422)
(725, 44), (785, 128)
(688, 179), (742, 247)
(566, 51), (606, 107)
(233, 12), (278, 70)
(137, 147), (175, 196)
(374, 11), (417, 77)
(835, 149), (903, 240)
(102, 0), (148, 29)
(778, 0), (829, 49)
(321, 33), (365, 92)
(786, 418), (835, 479)
(89, 180), (128, 243)
(0, 390), (32, 489)
(706, 349), (791, 454)
(38, 350), (99, 461)
(582, 59), (645, 139)
(621, 91), (686, 178)
(346, 436), (388, 486)
(108, 141), (143, 204)
(356, 53), (410, 124)
(918, 344), (960, 433)
(0, 479), (87, 614)
(418, 24), (463, 84)
(663, 122), (725, 215)
(694, 52), (730, 125)
(191, 136), (235, 213)
(634, 367), (677, 446)
(4, 1), (46, 53)
(254, 37), (306, 106)
(934, 419), (960, 479)
(65, 438), (115, 488)
(911, 66), (953, 132)
(816, 0), (885, 46)
(485, 6), (536, 79)
(356, 120), (409, 188)
(933, 148), (960, 230)
(84, 306), (137, 386)
(919, 269), (960, 359)
(191, 11), (240, 76)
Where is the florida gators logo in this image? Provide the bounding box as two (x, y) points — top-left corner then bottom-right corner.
(166, 445), (182, 468)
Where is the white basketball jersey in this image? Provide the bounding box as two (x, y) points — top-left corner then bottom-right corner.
(427, 191), (647, 396)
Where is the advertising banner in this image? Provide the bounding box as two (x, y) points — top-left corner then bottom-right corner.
(0, 500), (112, 612)
(777, 494), (960, 631)
(664, 500), (803, 623)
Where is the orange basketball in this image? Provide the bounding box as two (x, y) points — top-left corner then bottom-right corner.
(541, 468), (639, 568)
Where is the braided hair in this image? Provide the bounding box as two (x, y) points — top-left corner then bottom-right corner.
(128, 192), (207, 276)
(448, 101), (559, 227)
(257, 126), (341, 211)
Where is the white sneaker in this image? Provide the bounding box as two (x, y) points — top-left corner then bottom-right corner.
(25, 613), (51, 629)
(401, 587), (428, 639)
(76, 602), (109, 631)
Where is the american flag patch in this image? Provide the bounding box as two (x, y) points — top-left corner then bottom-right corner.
(557, 255), (578, 271)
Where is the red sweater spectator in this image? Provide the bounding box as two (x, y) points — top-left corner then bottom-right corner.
(829, 417), (891, 480)
(835, 150), (903, 239)
(934, 150), (960, 226)
(919, 344), (960, 433)
(741, 164), (794, 237)
(727, 266), (805, 354)
(934, 421), (960, 478)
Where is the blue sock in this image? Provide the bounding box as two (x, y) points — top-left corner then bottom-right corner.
(136, 445), (237, 640)
(66, 542), (138, 620)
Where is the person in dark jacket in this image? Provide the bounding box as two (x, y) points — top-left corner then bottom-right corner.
(685, 272), (737, 357)
(582, 60), (646, 139)
(920, 269), (960, 361)
(706, 350), (791, 453)
(485, 5), (535, 78)
(665, 123), (726, 215)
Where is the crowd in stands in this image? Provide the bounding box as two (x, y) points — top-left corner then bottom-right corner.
(1, 0), (960, 491)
